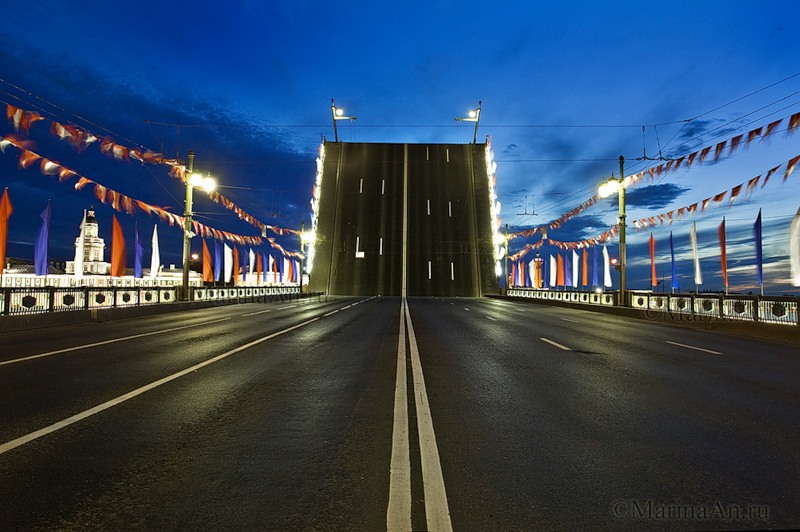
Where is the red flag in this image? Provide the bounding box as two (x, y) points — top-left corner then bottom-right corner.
(232, 247), (240, 285)
(556, 254), (565, 286)
(202, 239), (214, 282)
(0, 188), (12, 275)
(650, 233), (657, 287)
(719, 217), (728, 289)
(581, 248), (588, 286)
(256, 252), (263, 285)
(111, 214), (126, 277)
(784, 154), (800, 182)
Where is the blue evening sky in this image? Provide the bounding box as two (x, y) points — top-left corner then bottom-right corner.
(1, 1), (799, 293)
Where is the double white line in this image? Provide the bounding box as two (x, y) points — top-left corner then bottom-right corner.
(387, 297), (452, 531)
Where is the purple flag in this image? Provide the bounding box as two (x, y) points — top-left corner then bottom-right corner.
(592, 246), (598, 287)
(134, 222), (143, 278)
(564, 252), (572, 287)
(242, 247), (249, 281)
(214, 241), (222, 282)
(262, 252), (268, 282)
(34, 201), (51, 275)
(754, 208), (763, 286)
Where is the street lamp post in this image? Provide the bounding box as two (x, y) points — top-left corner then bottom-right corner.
(455, 101), (482, 143)
(181, 150), (216, 300)
(181, 150), (196, 299)
(331, 99), (357, 142)
(597, 155), (627, 305)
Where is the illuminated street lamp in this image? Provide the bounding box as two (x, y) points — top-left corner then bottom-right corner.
(597, 155), (626, 305)
(331, 98), (357, 142)
(182, 149), (216, 299)
(455, 101), (481, 143)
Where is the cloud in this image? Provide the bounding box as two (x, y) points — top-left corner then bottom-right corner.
(624, 183), (690, 210)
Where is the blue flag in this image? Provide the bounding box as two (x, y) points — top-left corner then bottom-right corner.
(242, 247), (249, 281)
(592, 246), (598, 287)
(564, 252), (572, 287)
(34, 201), (51, 275)
(262, 252), (268, 282)
(670, 231), (679, 290)
(214, 241), (222, 282)
(134, 222), (143, 278)
(754, 208), (763, 286)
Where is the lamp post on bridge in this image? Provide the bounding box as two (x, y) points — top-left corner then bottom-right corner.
(331, 99), (357, 142)
(455, 101), (482, 143)
(181, 150), (216, 300)
(597, 155), (626, 306)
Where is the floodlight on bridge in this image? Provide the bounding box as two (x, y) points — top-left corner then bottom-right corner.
(455, 101), (482, 143)
(331, 98), (357, 142)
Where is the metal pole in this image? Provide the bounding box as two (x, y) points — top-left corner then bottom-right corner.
(473, 101), (482, 144)
(181, 149), (195, 299)
(331, 99), (339, 142)
(504, 223), (509, 293)
(299, 221), (305, 294)
(618, 155), (627, 306)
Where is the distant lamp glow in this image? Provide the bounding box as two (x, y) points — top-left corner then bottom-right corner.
(189, 172), (203, 187)
(302, 230), (316, 245)
(202, 177), (216, 193)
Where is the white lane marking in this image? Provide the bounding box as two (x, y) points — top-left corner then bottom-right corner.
(560, 317), (578, 323)
(241, 309), (272, 316)
(405, 299), (453, 531)
(486, 316), (497, 321)
(464, 308), (470, 311)
(0, 317), (320, 456)
(342, 305), (352, 309)
(387, 299), (412, 531)
(540, 337), (572, 351)
(666, 341), (722, 355)
(280, 305), (297, 310)
(0, 317), (232, 367)
(323, 310), (340, 317)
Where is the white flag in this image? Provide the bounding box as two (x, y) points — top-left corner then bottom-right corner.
(790, 207), (800, 286)
(549, 254), (556, 287)
(602, 244), (612, 288)
(572, 250), (579, 288)
(248, 248), (255, 277)
(73, 210), (86, 279)
(268, 254), (276, 284)
(223, 243), (233, 282)
(149, 225), (160, 279)
(528, 259), (537, 288)
(690, 221), (703, 285)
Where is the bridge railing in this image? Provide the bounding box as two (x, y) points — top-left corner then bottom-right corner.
(506, 288), (799, 326)
(0, 286), (301, 316)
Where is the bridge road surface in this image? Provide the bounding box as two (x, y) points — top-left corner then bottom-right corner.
(0, 296), (798, 530)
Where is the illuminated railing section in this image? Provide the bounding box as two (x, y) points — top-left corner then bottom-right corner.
(306, 143), (325, 274)
(485, 139), (505, 277)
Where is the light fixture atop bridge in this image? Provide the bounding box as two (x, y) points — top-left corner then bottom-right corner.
(455, 101), (481, 143)
(331, 98), (357, 142)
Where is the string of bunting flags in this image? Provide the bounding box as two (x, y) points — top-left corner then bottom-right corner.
(507, 111), (800, 241)
(507, 151), (800, 260)
(4, 103), (299, 238)
(630, 153), (800, 231)
(0, 135), (303, 258)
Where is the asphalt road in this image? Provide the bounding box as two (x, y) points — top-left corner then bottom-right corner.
(1, 297), (798, 530)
